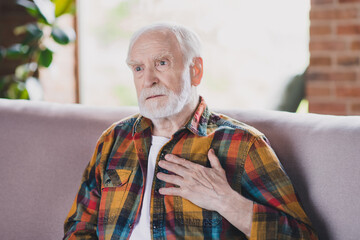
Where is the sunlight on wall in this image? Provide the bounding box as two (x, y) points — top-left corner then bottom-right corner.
(78, 0), (310, 110)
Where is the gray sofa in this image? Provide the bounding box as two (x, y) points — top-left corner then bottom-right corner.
(0, 98), (359, 240)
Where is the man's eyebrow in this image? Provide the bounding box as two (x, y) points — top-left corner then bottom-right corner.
(126, 52), (174, 66)
(126, 60), (141, 66)
(153, 52), (174, 61)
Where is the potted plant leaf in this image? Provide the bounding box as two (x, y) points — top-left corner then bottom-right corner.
(0, 0), (76, 100)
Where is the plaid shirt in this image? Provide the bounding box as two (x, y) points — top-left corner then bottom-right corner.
(64, 97), (317, 240)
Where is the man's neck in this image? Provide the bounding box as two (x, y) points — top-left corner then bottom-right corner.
(151, 98), (199, 138)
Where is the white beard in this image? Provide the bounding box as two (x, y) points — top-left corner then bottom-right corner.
(138, 67), (195, 119)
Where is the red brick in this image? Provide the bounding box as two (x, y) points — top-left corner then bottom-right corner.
(309, 102), (347, 115)
(335, 8), (359, 19)
(351, 103), (360, 112)
(310, 25), (332, 35)
(309, 40), (346, 51)
(351, 41), (360, 50)
(337, 25), (360, 35)
(336, 86), (360, 97)
(307, 71), (357, 81)
(306, 85), (332, 97)
(310, 10), (334, 20)
(310, 9), (358, 20)
(337, 56), (360, 66)
(307, 72), (329, 81)
(339, 0), (360, 3)
(310, 56), (332, 66)
(329, 72), (357, 81)
(312, 0), (334, 4)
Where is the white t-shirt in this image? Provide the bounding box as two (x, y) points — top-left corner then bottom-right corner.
(129, 135), (169, 240)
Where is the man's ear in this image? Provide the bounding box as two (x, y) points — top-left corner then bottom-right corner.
(190, 57), (203, 86)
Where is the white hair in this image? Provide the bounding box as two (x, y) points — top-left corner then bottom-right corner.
(126, 22), (202, 67)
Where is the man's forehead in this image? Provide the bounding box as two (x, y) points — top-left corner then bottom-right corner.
(134, 32), (175, 49)
(128, 30), (181, 63)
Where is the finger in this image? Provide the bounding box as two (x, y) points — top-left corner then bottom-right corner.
(165, 154), (197, 169)
(158, 187), (182, 196)
(208, 149), (222, 170)
(161, 159), (214, 190)
(156, 172), (183, 186)
(158, 160), (187, 177)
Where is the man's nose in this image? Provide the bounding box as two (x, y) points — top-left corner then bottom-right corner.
(143, 67), (159, 88)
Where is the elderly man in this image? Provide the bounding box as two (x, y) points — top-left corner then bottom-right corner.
(64, 23), (317, 239)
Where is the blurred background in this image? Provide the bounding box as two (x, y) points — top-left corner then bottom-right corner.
(1, 0), (360, 115)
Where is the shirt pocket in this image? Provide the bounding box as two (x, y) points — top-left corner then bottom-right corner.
(99, 169), (132, 226)
(174, 197), (222, 229)
(102, 169), (132, 188)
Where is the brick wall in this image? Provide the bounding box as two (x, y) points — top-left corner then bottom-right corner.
(0, 0), (77, 103)
(308, 0), (360, 115)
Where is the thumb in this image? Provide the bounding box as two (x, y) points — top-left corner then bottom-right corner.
(208, 149), (222, 170)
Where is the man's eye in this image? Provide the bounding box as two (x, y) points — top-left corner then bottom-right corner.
(156, 60), (169, 71)
(135, 66), (142, 72)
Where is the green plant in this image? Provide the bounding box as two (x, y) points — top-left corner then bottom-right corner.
(276, 69), (307, 113)
(0, 0), (76, 99)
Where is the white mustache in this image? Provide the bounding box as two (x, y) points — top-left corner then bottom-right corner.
(140, 85), (172, 101)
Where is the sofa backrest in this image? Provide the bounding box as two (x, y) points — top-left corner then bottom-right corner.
(0, 99), (359, 240)
(220, 109), (360, 240)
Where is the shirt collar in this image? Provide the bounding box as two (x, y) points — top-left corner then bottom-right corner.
(132, 96), (210, 137)
(132, 115), (152, 136)
(184, 96), (209, 136)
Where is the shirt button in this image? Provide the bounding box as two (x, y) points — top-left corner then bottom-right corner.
(128, 223), (133, 228)
(160, 152), (166, 159)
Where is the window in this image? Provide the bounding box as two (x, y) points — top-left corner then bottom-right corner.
(78, 0), (310, 110)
